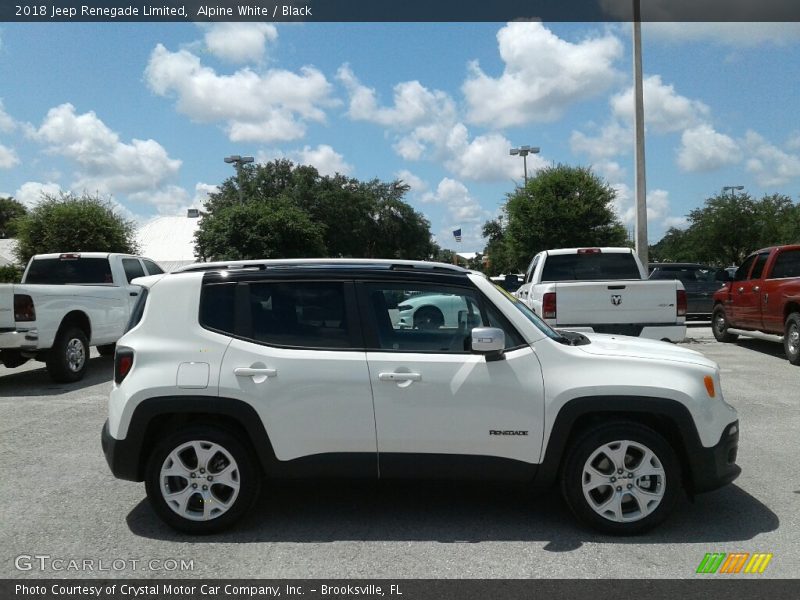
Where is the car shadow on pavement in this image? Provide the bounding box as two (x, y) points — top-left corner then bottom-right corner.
(0, 356), (112, 396)
(733, 338), (787, 360)
(126, 481), (777, 550)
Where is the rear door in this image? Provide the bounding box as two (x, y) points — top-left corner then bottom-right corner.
(763, 248), (800, 332)
(215, 278), (378, 475)
(120, 257), (147, 314)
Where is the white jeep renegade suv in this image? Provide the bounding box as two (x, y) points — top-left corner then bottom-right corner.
(102, 259), (740, 535)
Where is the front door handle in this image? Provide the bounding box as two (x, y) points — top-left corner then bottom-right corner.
(753, 286), (760, 292)
(737, 287), (745, 294)
(378, 372), (421, 382)
(234, 367), (277, 378)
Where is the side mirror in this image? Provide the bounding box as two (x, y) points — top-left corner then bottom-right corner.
(471, 327), (505, 361)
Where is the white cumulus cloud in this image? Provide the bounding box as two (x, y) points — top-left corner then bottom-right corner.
(744, 130), (800, 187)
(30, 103), (181, 195)
(677, 124), (741, 172)
(463, 22), (622, 128)
(0, 144), (19, 169)
(204, 23), (278, 63)
(146, 44), (336, 143)
(611, 75), (710, 134)
(14, 181), (63, 208)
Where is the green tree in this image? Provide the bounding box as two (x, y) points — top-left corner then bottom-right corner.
(0, 197), (27, 238)
(685, 192), (759, 266)
(196, 159), (435, 261)
(649, 227), (698, 263)
(498, 164), (627, 270)
(13, 193), (138, 265)
(482, 218), (515, 276)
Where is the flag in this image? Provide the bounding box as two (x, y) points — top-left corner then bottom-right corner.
(453, 228), (462, 242)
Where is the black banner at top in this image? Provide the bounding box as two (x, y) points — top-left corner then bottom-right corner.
(3, 0), (800, 23)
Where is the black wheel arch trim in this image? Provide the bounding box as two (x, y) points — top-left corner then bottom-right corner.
(533, 395), (738, 494)
(103, 395), (286, 482)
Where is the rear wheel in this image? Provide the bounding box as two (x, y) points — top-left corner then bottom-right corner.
(712, 306), (738, 343)
(561, 422), (681, 535)
(46, 326), (89, 382)
(145, 426), (260, 534)
(784, 312), (800, 366)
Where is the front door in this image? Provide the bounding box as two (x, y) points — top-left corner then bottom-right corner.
(358, 281), (545, 479)
(737, 252), (770, 329)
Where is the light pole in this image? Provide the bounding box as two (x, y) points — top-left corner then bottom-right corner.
(509, 145), (540, 187)
(224, 155), (254, 202)
(722, 185), (744, 198)
(632, 0), (649, 267)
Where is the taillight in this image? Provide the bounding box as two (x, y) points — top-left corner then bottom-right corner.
(13, 294), (36, 321)
(114, 347), (135, 384)
(676, 289), (687, 317)
(542, 292), (557, 319)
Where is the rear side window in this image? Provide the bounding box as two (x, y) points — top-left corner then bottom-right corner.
(125, 288), (149, 333)
(541, 253), (641, 281)
(143, 259), (164, 275)
(199, 280), (355, 349)
(24, 257), (113, 285)
(770, 249), (800, 279)
(122, 258), (146, 283)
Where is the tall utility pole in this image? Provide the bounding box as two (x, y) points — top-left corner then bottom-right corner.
(633, 0), (648, 266)
(723, 185), (744, 198)
(509, 145), (540, 187)
(224, 155), (254, 202)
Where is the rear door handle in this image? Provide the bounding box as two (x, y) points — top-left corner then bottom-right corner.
(753, 286), (760, 292)
(737, 287), (745, 294)
(234, 367), (277, 378)
(378, 372), (421, 382)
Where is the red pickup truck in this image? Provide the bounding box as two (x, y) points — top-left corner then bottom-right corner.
(712, 244), (800, 365)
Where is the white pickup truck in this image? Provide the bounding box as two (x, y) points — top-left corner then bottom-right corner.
(0, 252), (164, 382)
(515, 247), (686, 342)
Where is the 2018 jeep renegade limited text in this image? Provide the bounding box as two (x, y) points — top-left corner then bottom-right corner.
(101, 259), (740, 535)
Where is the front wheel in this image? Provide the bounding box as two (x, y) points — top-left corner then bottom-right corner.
(561, 422), (681, 535)
(784, 312), (800, 366)
(46, 326), (89, 382)
(712, 307), (738, 343)
(145, 426), (260, 534)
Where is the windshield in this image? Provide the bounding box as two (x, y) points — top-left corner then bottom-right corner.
(491, 283), (563, 341)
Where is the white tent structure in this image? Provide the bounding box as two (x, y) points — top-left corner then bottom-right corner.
(0, 238), (18, 267)
(136, 210), (202, 272)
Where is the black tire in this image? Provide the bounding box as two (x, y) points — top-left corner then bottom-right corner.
(46, 326), (89, 383)
(96, 343), (116, 357)
(145, 425), (261, 534)
(413, 306), (444, 330)
(712, 306), (738, 343)
(560, 421), (681, 535)
(784, 312), (800, 366)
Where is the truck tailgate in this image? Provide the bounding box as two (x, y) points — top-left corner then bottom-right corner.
(555, 280), (679, 325)
(0, 284), (14, 329)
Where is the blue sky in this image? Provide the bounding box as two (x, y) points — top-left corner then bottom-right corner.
(1, 21), (800, 251)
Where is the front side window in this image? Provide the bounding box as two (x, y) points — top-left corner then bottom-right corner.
(363, 283), (523, 353)
(750, 253), (769, 280)
(734, 255), (756, 281)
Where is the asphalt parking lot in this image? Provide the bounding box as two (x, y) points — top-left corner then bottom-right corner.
(1, 326), (798, 579)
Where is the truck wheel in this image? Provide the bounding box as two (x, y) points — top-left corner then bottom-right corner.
(145, 426), (261, 534)
(561, 422), (680, 535)
(46, 326), (89, 383)
(712, 307), (738, 343)
(97, 343), (116, 357)
(784, 312), (800, 366)
(414, 306), (444, 330)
